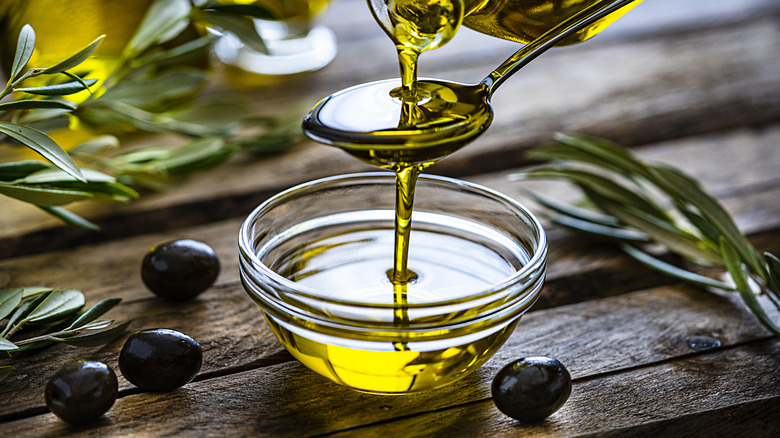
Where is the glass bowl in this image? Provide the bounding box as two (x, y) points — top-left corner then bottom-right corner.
(239, 172), (547, 394)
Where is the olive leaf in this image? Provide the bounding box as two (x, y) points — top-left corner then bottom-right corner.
(0, 291), (51, 337)
(0, 337), (18, 352)
(43, 35), (105, 74)
(15, 78), (98, 96)
(66, 298), (121, 329)
(58, 319), (133, 347)
(0, 365), (13, 383)
(0, 99), (77, 111)
(24, 288), (85, 325)
(196, 11), (269, 52)
(0, 182), (94, 206)
(199, 1), (276, 19)
(10, 24), (35, 81)
(124, 0), (193, 59)
(39, 206), (100, 231)
(0, 161), (50, 181)
(0, 122), (85, 182)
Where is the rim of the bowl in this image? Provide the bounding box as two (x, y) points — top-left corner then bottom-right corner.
(238, 172), (547, 309)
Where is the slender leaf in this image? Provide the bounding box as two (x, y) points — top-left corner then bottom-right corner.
(649, 165), (765, 277)
(44, 35), (105, 74)
(525, 189), (622, 227)
(0, 182), (93, 206)
(132, 35), (216, 67)
(0, 289), (24, 321)
(518, 168), (669, 221)
(554, 132), (652, 179)
(609, 206), (722, 265)
(0, 99), (77, 111)
(547, 213), (649, 242)
(1, 292), (51, 337)
(198, 11), (268, 52)
(720, 237), (780, 335)
(15, 78), (98, 96)
(25, 289), (85, 324)
(0, 122), (85, 181)
(765, 252), (780, 297)
(159, 137), (233, 174)
(70, 135), (120, 156)
(39, 206), (100, 231)
(10, 24), (35, 80)
(125, 0), (192, 58)
(0, 161), (49, 181)
(676, 202), (723, 244)
(68, 298), (121, 329)
(0, 366), (13, 383)
(59, 319), (132, 347)
(17, 167), (115, 184)
(621, 244), (733, 290)
(0, 337), (18, 351)
(200, 3), (276, 19)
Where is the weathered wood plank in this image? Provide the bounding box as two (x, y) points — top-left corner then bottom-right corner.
(323, 340), (780, 438)
(3, 285), (776, 436)
(1, 6), (778, 254)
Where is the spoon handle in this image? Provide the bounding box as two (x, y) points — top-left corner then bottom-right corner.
(481, 0), (641, 96)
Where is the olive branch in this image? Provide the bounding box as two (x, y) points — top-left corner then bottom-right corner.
(0, 0), (305, 229)
(0, 287), (132, 383)
(512, 132), (780, 335)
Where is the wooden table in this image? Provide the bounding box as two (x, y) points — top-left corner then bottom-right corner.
(2, 0), (779, 435)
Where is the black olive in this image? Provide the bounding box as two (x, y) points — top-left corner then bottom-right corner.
(141, 239), (220, 301)
(45, 360), (118, 425)
(491, 356), (572, 422)
(118, 328), (202, 392)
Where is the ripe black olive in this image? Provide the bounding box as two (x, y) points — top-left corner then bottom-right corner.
(45, 360), (118, 424)
(491, 356), (572, 422)
(141, 239), (220, 301)
(118, 328), (202, 392)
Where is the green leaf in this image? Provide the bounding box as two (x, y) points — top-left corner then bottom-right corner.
(68, 298), (121, 329)
(721, 238), (780, 335)
(525, 189), (622, 227)
(609, 206), (722, 265)
(14, 78), (98, 95)
(159, 137), (234, 174)
(0, 99), (77, 111)
(0, 182), (93, 206)
(0, 337), (18, 351)
(621, 244), (733, 290)
(0, 292), (50, 337)
(60, 319), (132, 347)
(69, 135), (120, 156)
(10, 24), (35, 80)
(0, 289), (24, 321)
(553, 132), (652, 179)
(39, 206), (100, 231)
(17, 167), (115, 184)
(43, 35), (105, 74)
(547, 213), (649, 242)
(518, 167), (669, 221)
(0, 365), (13, 383)
(125, 0), (192, 58)
(0, 161), (49, 181)
(649, 165), (765, 277)
(199, 2), (276, 19)
(198, 11), (268, 53)
(765, 252), (780, 297)
(132, 35), (216, 67)
(0, 121), (85, 181)
(25, 289), (85, 324)
(97, 69), (206, 109)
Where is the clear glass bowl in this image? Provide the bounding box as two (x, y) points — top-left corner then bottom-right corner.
(239, 173), (547, 394)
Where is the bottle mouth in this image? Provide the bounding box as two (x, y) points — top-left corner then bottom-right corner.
(238, 173), (547, 338)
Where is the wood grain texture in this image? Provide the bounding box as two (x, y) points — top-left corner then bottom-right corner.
(3, 285), (776, 436)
